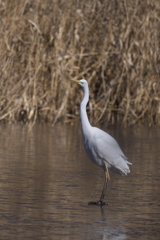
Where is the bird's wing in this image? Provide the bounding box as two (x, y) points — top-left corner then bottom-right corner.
(93, 128), (130, 175)
(93, 127), (127, 158)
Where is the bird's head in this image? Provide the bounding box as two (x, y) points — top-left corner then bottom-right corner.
(72, 79), (88, 88)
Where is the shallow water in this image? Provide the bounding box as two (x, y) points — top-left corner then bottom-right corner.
(0, 123), (159, 240)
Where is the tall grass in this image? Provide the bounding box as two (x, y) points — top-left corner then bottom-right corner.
(0, 0), (160, 125)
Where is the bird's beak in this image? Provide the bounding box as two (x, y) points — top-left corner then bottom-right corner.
(71, 79), (81, 83)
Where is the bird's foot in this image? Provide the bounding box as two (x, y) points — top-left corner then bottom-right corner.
(88, 200), (108, 206)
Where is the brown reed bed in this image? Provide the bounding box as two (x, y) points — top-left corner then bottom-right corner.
(0, 0), (160, 125)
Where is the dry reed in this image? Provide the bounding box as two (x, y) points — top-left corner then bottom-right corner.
(0, 0), (160, 125)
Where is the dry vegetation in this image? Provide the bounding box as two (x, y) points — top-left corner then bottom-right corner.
(0, 0), (160, 125)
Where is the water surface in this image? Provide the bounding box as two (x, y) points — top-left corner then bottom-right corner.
(0, 124), (159, 239)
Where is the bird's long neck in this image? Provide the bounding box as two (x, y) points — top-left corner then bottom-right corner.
(80, 85), (92, 140)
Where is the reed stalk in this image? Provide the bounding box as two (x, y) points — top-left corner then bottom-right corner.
(0, 0), (160, 125)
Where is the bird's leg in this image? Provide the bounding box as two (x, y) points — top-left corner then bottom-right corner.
(98, 166), (110, 205)
(88, 166), (110, 206)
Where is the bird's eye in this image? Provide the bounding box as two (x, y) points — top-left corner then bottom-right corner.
(80, 81), (84, 84)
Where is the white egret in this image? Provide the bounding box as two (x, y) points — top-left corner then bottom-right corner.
(72, 79), (132, 205)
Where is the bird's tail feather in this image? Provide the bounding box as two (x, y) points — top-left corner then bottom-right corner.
(126, 161), (132, 165)
(110, 159), (131, 176)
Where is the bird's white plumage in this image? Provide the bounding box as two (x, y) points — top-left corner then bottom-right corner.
(84, 126), (131, 176)
(72, 78), (132, 204)
(76, 79), (132, 176)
